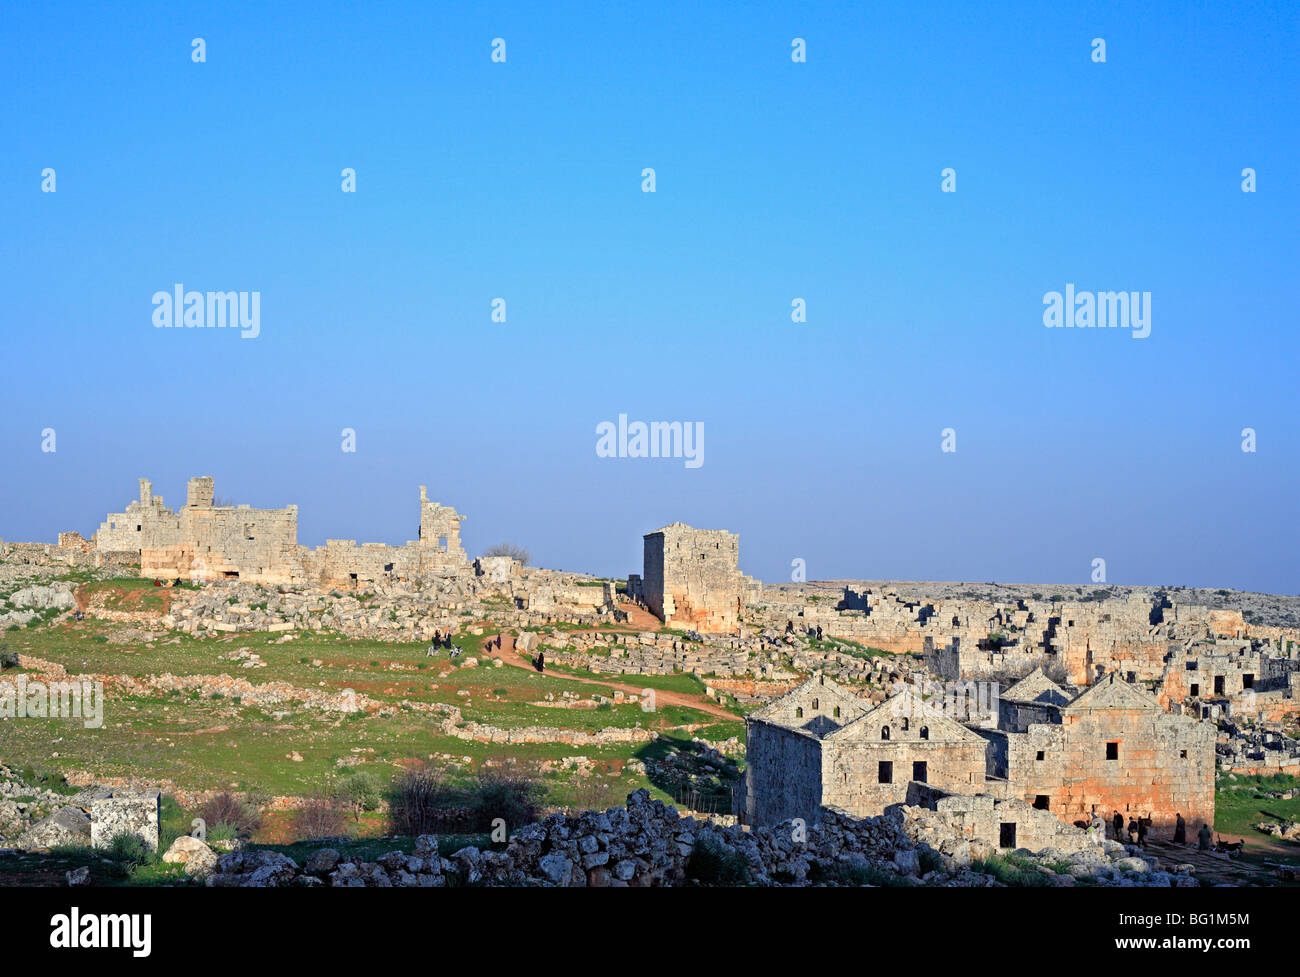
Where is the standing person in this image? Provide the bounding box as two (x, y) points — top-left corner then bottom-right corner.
(1127, 817), (1139, 845)
(1137, 816), (1149, 848)
(535, 650), (545, 673)
(1174, 812), (1187, 844)
(1112, 810), (1124, 840)
(1198, 822), (1213, 851)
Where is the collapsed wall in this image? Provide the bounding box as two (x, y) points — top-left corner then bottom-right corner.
(640, 522), (755, 635)
(96, 477), (468, 587)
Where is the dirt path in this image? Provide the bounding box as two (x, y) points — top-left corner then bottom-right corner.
(1144, 840), (1271, 884)
(485, 633), (739, 722)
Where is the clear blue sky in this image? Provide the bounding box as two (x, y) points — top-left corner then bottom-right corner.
(2, 1), (1296, 593)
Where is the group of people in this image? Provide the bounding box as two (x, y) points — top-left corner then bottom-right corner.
(783, 621), (824, 641)
(1098, 809), (1214, 850)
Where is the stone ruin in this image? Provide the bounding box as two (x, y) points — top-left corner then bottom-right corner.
(92, 476), (468, 589)
(631, 522), (760, 635)
(739, 670), (1215, 841)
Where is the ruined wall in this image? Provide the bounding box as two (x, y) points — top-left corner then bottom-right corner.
(742, 720), (824, 827)
(820, 718), (987, 818)
(140, 478), (299, 585)
(100, 477), (469, 588)
(1003, 710), (1214, 834)
(906, 793), (1099, 854)
(642, 523), (747, 634)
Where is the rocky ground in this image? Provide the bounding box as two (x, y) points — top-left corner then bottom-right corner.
(189, 790), (1202, 888)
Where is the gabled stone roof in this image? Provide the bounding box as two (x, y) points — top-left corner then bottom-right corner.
(826, 689), (988, 745)
(1063, 671), (1162, 713)
(1002, 667), (1070, 705)
(749, 674), (872, 737)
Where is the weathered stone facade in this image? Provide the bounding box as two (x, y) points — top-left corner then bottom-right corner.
(983, 672), (1214, 834)
(742, 670), (1215, 838)
(739, 676), (986, 826)
(639, 523), (755, 634)
(95, 477), (468, 588)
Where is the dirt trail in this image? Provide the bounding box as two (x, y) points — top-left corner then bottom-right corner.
(484, 633), (738, 722)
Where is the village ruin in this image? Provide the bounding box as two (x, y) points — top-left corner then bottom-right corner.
(1, 473), (1298, 887)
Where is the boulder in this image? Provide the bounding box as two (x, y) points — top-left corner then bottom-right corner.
(17, 806), (91, 851)
(162, 835), (218, 877)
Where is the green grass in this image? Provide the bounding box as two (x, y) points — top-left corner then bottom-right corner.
(1, 612), (743, 807)
(972, 853), (1055, 887)
(1214, 776), (1300, 860)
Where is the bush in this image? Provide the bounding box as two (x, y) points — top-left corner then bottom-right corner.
(333, 770), (383, 822)
(472, 768), (544, 831)
(808, 858), (913, 887)
(206, 822), (239, 844)
(686, 837), (750, 885)
(291, 795), (348, 840)
(388, 765), (465, 836)
(483, 542), (530, 566)
(388, 763), (545, 834)
(105, 831), (157, 877)
(0, 644), (17, 669)
(198, 792), (263, 840)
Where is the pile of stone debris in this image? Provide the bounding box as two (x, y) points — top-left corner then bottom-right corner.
(179, 790), (1199, 888)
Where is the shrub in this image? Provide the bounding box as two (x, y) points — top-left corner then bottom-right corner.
(198, 792), (263, 840)
(472, 767), (544, 831)
(333, 769), (383, 822)
(686, 837), (750, 885)
(206, 822), (238, 843)
(388, 765), (464, 836)
(291, 795), (348, 840)
(808, 858), (913, 887)
(105, 831), (156, 877)
(0, 644), (17, 669)
(388, 763), (545, 834)
(972, 854), (1053, 887)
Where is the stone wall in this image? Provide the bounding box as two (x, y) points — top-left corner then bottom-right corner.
(740, 721), (824, 827)
(98, 476), (469, 588)
(642, 523), (750, 634)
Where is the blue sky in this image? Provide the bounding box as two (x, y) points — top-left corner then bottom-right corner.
(1, 1), (1296, 593)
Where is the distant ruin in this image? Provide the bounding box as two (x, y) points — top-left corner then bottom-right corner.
(628, 522), (758, 635)
(94, 476), (468, 588)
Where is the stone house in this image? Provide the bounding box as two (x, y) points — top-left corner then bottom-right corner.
(981, 671), (1215, 835)
(738, 675), (987, 827)
(741, 669), (1215, 838)
(639, 523), (757, 635)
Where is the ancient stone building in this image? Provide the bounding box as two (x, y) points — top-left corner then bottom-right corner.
(763, 586), (1270, 691)
(981, 671), (1215, 835)
(94, 477), (467, 587)
(1157, 639), (1300, 721)
(741, 669), (1215, 837)
(739, 676), (987, 827)
(638, 522), (755, 635)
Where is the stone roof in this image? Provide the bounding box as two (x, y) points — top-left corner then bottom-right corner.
(1002, 667), (1071, 705)
(1064, 671), (1162, 713)
(826, 689), (988, 745)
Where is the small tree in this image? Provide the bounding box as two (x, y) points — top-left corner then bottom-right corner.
(198, 792), (263, 841)
(483, 542), (530, 566)
(333, 769), (383, 823)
